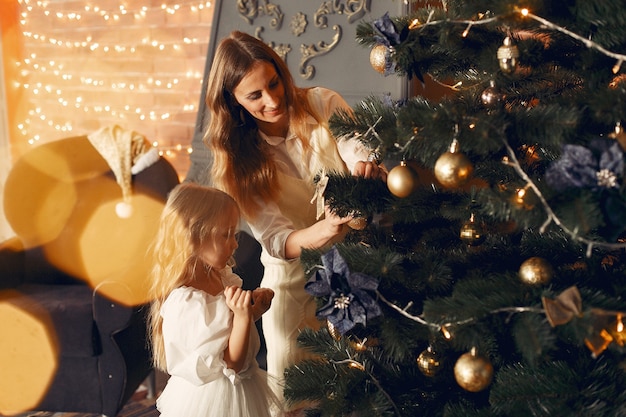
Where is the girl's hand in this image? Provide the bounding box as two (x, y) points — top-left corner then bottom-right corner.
(353, 160), (388, 182)
(223, 285), (252, 372)
(224, 286), (252, 318)
(252, 288), (274, 319)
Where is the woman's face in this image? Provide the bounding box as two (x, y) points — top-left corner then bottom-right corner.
(232, 61), (288, 134)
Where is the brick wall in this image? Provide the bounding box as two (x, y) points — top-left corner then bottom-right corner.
(8, 0), (215, 177)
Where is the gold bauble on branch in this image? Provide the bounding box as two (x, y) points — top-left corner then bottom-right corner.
(417, 346), (443, 377)
(370, 44), (389, 74)
(518, 256), (553, 285)
(481, 80), (503, 109)
(434, 140), (473, 189)
(459, 213), (485, 246)
(497, 36), (519, 74)
(387, 160), (418, 198)
(347, 215), (368, 230)
(453, 348), (494, 392)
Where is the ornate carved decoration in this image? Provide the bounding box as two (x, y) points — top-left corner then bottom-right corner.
(237, 0), (284, 30)
(239, 0), (372, 80)
(272, 42), (292, 61)
(290, 12), (308, 37)
(299, 24), (341, 80)
(314, 0), (371, 28)
(256, 28), (292, 62)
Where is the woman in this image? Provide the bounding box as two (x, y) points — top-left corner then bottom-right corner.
(204, 30), (386, 412)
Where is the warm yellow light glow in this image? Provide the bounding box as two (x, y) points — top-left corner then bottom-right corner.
(12, 0), (212, 178)
(441, 325), (452, 339)
(462, 23), (472, 37)
(0, 291), (59, 415)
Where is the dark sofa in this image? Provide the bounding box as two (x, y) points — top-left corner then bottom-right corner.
(0, 135), (180, 416)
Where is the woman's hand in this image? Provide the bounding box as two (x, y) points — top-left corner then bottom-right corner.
(323, 204), (353, 228)
(284, 206), (351, 259)
(353, 160), (388, 182)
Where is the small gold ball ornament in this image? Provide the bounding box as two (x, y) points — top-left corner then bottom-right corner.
(518, 257), (553, 285)
(481, 80), (503, 109)
(347, 215), (368, 230)
(387, 160), (418, 198)
(497, 36), (519, 74)
(454, 348), (493, 392)
(417, 346), (443, 377)
(370, 44), (389, 74)
(434, 140), (473, 189)
(459, 214), (485, 246)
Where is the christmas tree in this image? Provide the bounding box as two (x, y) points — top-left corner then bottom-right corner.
(283, 1), (626, 416)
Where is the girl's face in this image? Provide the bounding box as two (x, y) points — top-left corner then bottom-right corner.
(199, 211), (239, 270)
(232, 61), (288, 135)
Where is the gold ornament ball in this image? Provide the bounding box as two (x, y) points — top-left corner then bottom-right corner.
(481, 81), (503, 108)
(370, 44), (388, 74)
(387, 161), (417, 198)
(518, 257), (553, 285)
(434, 151), (473, 189)
(454, 350), (493, 392)
(459, 219), (485, 246)
(417, 347), (443, 377)
(347, 216), (368, 230)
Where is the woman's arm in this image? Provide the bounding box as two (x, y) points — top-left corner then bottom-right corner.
(283, 158), (387, 259)
(223, 286), (252, 373)
(284, 205), (351, 259)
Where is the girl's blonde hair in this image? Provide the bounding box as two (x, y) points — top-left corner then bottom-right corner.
(147, 182), (240, 371)
(204, 30), (325, 219)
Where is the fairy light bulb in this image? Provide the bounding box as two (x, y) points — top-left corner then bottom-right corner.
(441, 325), (452, 340)
(614, 313), (625, 346)
(13, 0), (209, 173)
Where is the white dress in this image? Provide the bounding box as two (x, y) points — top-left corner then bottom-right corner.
(156, 268), (280, 417)
(247, 87), (369, 409)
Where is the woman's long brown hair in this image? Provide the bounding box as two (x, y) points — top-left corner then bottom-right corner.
(203, 30), (322, 219)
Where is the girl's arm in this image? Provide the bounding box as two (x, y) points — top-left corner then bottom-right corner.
(223, 285), (252, 373)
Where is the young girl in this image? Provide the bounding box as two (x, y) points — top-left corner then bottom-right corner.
(147, 183), (279, 417)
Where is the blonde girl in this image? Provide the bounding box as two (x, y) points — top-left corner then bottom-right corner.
(148, 183), (278, 417)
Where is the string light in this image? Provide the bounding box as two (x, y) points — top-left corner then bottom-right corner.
(502, 139), (626, 253)
(408, 7), (626, 74)
(12, 0), (212, 171)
